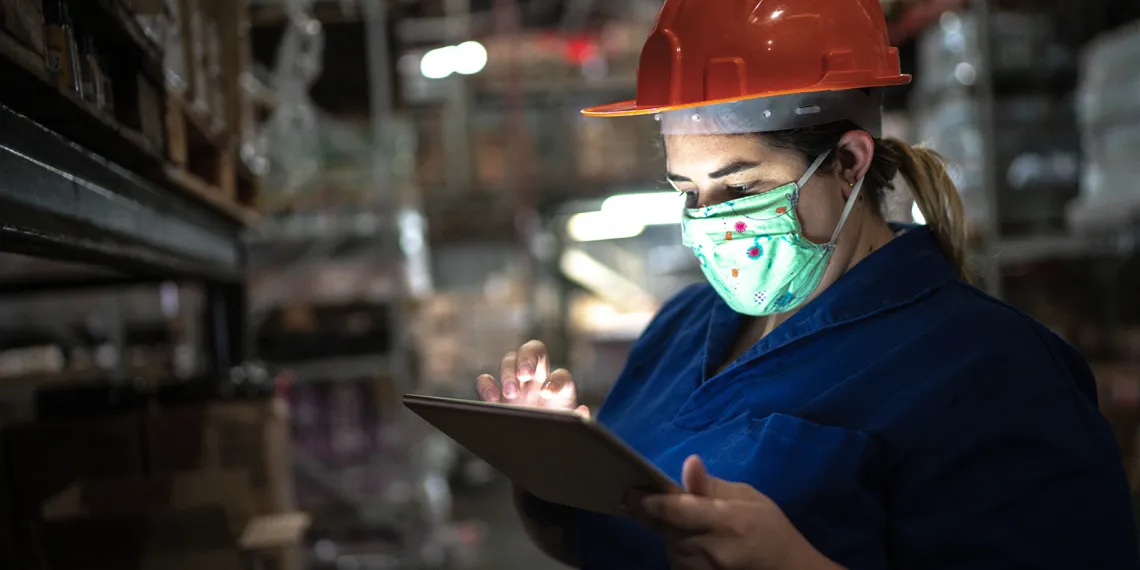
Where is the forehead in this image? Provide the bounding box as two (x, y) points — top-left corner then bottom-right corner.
(663, 134), (805, 180)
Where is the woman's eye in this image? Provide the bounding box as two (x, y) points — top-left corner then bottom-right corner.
(678, 190), (698, 208)
(726, 183), (758, 195)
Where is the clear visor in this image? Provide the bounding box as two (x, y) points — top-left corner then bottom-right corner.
(657, 89), (884, 137)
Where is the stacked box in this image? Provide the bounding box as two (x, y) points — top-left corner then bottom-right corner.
(1, 398), (305, 570)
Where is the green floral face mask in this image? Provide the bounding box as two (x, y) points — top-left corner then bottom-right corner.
(680, 150), (863, 316)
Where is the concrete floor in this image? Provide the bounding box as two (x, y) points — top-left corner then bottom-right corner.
(450, 477), (567, 570)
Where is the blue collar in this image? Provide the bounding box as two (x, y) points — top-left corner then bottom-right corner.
(703, 225), (957, 380)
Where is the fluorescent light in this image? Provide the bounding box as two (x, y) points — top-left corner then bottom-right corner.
(601, 191), (685, 226)
(420, 46), (455, 79)
(453, 41), (488, 75)
(566, 211), (645, 242)
(419, 40), (488, 79)
(560, 248), (657, 312)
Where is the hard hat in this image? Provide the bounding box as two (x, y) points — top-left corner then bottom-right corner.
(582, 0), (911, 136)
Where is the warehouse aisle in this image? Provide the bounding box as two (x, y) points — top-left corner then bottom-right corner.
(451, 477), (566, 570)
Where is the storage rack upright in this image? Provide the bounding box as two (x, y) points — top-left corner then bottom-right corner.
(0, 1), (252, 381)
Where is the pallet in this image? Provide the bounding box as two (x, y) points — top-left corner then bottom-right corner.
(164, 93), (237, 197)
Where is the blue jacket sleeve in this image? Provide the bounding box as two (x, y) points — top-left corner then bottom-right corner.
(888, 385), (1140, 570)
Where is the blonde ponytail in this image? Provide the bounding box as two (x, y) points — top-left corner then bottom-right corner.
(882, 139), (976, 284)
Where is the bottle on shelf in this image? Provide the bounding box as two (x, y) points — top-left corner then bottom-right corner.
(43, 0), (79, 95)
(79, 35), (103, 107)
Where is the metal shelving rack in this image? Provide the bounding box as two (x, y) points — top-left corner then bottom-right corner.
(0, 102), (249, 377)
(966, 0), (1140, 298)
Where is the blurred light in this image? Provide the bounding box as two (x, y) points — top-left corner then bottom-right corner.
(566, 211), (645, 242)
(564, 36), (597, 65)
(953, 62), (976, 85)
(419, 40), (488, 79)
(939, 11), (962, 34)
(560, 248), (658, 312)
(315, 540), (338, 562)
(601, 191), (686, 226)
(912, 201), (927, 225)
(420, 46), (456, 79)
(453, 41), (488, 75)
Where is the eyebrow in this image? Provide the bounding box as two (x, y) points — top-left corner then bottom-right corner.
(665, 160), (763, 183)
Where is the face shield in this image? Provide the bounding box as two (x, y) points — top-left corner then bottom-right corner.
(656, 89), (884, 137)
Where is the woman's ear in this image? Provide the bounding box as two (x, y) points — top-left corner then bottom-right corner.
(836, 130), (875, 199)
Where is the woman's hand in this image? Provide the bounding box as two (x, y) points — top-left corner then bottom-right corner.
(476, 340), (589, 417)
(631, 456), (845, 570)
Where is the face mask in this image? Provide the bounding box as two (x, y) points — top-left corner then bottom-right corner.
(680, 150), (863, 316)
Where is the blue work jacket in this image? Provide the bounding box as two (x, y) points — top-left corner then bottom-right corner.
(576, 226), (1139, 569)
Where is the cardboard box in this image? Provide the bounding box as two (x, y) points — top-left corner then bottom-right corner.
(4, 414), (145, 513)
(42, 470), (260, 532)
(0, 0), (45, 55)
(40, 475), (310, 569)
(146, 399), (295, 514)
(38, 506), (246, 570)
(2, 414), (146, 569)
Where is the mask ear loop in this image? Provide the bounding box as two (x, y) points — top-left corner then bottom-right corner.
(826, 176), (865, 249)
(796, 150), (832, 190)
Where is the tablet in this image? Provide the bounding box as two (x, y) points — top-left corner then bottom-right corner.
(403, 394), (679, 516)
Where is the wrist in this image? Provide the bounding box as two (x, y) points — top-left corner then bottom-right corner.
(781, 534), (845, 570)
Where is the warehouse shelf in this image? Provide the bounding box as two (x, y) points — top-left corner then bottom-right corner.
(991, 234), (1133, 266)
(71, 0), (166, 83)
(0, 25), (257, 227)
(0, 28), (164, 171)
(278, 354), (396, 384)
(1068, 195), (1140, 238)
(0, 102), (244, 281)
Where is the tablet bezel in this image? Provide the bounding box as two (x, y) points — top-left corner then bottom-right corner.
(403, 393), (680, 515)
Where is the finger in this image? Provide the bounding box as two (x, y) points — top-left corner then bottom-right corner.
(516, 340), (549, 383)
(540, 369), (576, 402)
(639, 493), (727, 533)
(682, 455), (711, 496)
(682, 455), (754, 500)
(574, 405), (591, 419)
(475, 374), (501, 403)
(500, 352), (520, 400)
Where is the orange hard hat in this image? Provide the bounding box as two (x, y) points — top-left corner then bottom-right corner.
(582, 0), (911, 118)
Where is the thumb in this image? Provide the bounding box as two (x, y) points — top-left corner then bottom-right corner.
(682, 455), (749, 499)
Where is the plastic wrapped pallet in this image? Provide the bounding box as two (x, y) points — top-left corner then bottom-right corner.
(1069, 22), (1140, 232)
(917, 93), (1079, 234)
(915, 95), (988, 230)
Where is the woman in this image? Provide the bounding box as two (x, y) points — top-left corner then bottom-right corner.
(475, 1), (1139, 568)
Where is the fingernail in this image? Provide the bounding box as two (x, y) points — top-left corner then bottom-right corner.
(539, 380), (555, 399)
(503, 383), (518, 398)
(518, 363), (535, 381)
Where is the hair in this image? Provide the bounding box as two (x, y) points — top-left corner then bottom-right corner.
(758, 119), (976, 284)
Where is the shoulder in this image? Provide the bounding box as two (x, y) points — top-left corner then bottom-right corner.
(861, 279), (1103, 449)
(919, 281), (1096, 403)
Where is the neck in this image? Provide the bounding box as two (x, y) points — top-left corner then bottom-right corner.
(752, 217), (896, 338)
